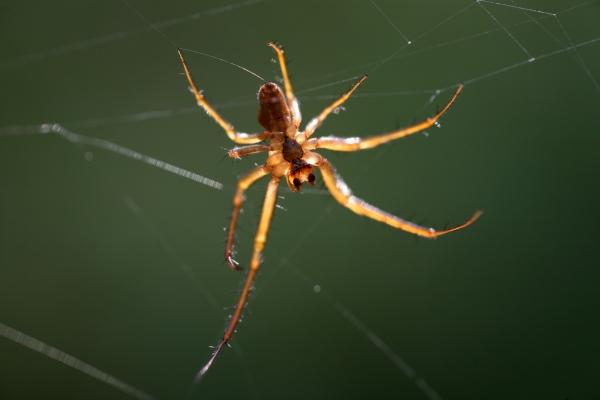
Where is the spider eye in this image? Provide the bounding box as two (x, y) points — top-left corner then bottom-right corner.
(308, 173), (316, 184)
(292, 178), (301, 188)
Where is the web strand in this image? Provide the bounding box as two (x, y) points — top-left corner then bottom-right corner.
(458, 35), (600, 88)
(333, 303), (443, 400)
(180, 48), (265, 82)
(477, 0), (600, 90)
(0, 322), (156, 400)
(0, 0), (267, 70)
(476, 0), (535, 61)
(120, 0), (266, 83)
(369, 0), (412, 45)
(1, 33), (596, 135)
(0, 123), (223, 190)
(1, 2), (594, 133)
(478, 0), (555, 16)
(121, 196), (259, 397)
(123, 195), (221, 309)
(282, 260), (444, 400)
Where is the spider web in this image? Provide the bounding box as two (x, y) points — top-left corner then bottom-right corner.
(1, 1), (599, 399)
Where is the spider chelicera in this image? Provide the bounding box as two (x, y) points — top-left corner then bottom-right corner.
(177, 42), (482, 379)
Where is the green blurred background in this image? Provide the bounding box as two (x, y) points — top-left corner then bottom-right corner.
(1, 0), (599, 399)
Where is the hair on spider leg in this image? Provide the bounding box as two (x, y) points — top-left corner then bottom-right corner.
(194, 278), (261, 382)
(220, 298), (252, 314)
(217, 147), (234, 163)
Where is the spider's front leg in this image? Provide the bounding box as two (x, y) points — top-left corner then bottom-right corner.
(304, 85), (464, 151)
(268, 42), (302, 128)
(312, 152), (481, 238)
(197, 176), (280, 380)
(302, 74), (368, 140)
(177, 49), (268, 144)
(225, 165), (269, 270)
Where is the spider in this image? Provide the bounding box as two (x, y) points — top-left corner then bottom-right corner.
(177, 42), (482, 379)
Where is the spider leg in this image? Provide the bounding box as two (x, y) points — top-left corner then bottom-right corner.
(313, 153), (481, 238)
(302, 75), (368, 140)
(267, 42), (302, 127)
(227, 144), (271, 160)
(305, 84), (463, 151)
(177, 49), (268, 144)
(225, 165), (270, 270)
(197, 176), (280, 380)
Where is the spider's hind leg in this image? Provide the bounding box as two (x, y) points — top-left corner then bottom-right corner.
(197, 177), (280, 380)
(314, 153), (481, 238)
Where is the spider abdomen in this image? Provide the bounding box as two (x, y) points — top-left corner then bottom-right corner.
(257, 82), (292, 134)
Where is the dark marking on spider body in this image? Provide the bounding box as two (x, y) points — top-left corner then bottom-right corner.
(282, 137), (303, 161)
(281, 136), (314, 190)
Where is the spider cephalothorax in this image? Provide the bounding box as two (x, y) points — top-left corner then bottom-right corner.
(177, 42), (481, 380)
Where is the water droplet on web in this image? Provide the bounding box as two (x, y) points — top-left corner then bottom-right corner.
(423, 131), (430, 138)
(313, 284), (321, 294)
(84, 151), (94, 161)
(434, 121), (441, 128)
(270, 58), (277, 64)
(333, 105), (346, 115)
(40, 123), (52, 134)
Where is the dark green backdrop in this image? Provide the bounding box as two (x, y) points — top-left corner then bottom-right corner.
(1, 1), (599, 399)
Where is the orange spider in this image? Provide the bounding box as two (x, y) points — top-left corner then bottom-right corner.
(177, 42), (482, 379)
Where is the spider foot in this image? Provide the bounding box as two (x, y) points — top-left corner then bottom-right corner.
(225, 255), (242, 271)
(267, 41), (283, 51)
(194, 340), (227, 382)
(227, 148), (242, 159)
